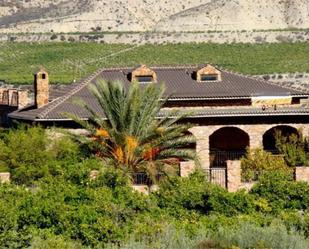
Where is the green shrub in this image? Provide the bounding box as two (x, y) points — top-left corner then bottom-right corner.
(107, 222), (309, 249)
(155, 171), (258, 216)
(0, 126), (84, 185)
(275, 130), (309, 167)
(0, 184), (32, 248)
(250, 171), (309, 212)
(241, 148), (291, 181)
(205, 221), (309, 249)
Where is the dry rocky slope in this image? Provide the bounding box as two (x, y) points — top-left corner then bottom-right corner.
(0, 0), (308, 33)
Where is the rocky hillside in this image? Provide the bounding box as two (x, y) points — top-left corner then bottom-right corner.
(0, 0), (308, 33)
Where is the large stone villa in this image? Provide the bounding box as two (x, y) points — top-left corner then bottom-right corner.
(3, 64), (309, 174)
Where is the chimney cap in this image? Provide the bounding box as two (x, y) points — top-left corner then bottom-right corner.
(33, 65), (48, 75)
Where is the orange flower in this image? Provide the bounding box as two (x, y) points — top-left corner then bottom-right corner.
(143, 147), (160, 160)
(95, 128), (109, 138)
(113, 146), (124, 163)
(126, 136), (138, 152)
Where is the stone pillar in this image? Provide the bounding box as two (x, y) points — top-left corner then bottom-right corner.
(2, 90), (9, 105)
(247, 125), (266, 149)
(295, 167), (309, 184)
(226, 160), (241, 192)
(180, 161), (196, 177)
(18, 90), (29, 109)
(0, 172), (10, 183)
(8, 89), (17, 106)
(190, 126), (211, 169)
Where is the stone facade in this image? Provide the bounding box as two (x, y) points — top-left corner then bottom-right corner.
(190, 123), (309, 169)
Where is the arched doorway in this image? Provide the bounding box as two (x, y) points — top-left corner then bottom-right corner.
(209, 127), (249, 167)
(263, 125), (298, 153)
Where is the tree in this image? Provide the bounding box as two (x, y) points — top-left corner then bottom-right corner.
(275, 130), (309, 167)
(73, 80), (196, 181)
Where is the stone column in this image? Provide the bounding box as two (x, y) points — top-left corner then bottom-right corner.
(196, 138), (210, 169)
(18, 90), (29, 109)
(295, 167), (309, 184)
(190, 126), (211, 169)
(226, 160), (241, 192)
(247, 125), (265, 149)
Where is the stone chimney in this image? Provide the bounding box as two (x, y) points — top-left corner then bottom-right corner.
(34, 66), (49, 108)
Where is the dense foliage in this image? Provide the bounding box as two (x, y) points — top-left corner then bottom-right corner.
(241, 148), (291, 181)
(275, 130), (309, 167)
(1, 42), (309, 84)
(0, 127), (308, 248)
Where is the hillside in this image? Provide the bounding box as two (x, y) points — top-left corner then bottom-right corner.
(1, 42), (309, 84)
(0, 0), (308, 33)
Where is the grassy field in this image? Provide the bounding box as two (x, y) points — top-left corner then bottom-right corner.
(1, 42), (309, 84)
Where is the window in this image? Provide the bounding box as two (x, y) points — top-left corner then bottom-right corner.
(200, 74), (218, 81)
(136, 75), (153, 83)
(42, 74), (46, 80)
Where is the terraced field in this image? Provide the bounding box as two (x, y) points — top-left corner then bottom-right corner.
(1, 42), (309, 84)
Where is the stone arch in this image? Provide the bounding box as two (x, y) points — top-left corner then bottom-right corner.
(263, 125), (299, 152)
(209, 127), (249, 167)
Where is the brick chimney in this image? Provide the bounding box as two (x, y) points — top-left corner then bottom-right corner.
(34, 66), (49, 108)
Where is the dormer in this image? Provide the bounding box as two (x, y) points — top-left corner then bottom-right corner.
(196, 64), (222, 82)
(131, 65), (157, 83)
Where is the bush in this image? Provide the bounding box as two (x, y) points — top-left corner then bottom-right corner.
(251, 171), (309, 212)
(0, 126), (84, 185)
(241, 148), (291, 181)
(155, 171), (258, 216)
(275, 130), (309, 167)
(107, 222), (309, 249)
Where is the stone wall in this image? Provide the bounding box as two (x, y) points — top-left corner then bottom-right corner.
(0, 172), (10, 183)
(0, 88), (28, 108)
(226, 162), (309, 192)
(190, 123), (309, 169)
(295, 167), (309, 184)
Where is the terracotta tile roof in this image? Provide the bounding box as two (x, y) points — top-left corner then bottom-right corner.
(8, 66), (309, 121)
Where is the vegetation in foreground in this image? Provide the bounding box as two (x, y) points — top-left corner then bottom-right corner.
(1, 42), (309, 84)
(0, 126), (308, 248)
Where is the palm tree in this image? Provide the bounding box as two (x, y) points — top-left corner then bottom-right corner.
(74, 79), (196, 182)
